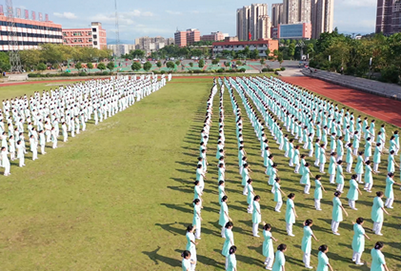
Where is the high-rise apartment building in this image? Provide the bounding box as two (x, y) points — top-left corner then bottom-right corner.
(271, 3), (284, 27)
(282, 0), (311, 24)
(375, 0), (401, 35)
(311, 0), (334, 39)
(393, 0), (401, 33)
(236, 4), (271, 41)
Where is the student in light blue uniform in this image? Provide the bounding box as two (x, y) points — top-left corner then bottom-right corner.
(227, 246), (237, 271)
(301, 219), (319, 269)
(331, 191), (348, 235)
(384, 172), (401, 209)
(272, 244), (287, 271)
(262, 223), (278, 270)
(222, 222), (234, 268)
(317, 245), (334, 271)
(285, 193), (298, 237)
(314, 175), (326, 211)
(370, 242), (389, 271)
(347, 174), (362, 210)
(181, 250), (195, 271)
(352, 217), (371, 266)
(371, 191), (389, 236)
(185, 226), (197, 271)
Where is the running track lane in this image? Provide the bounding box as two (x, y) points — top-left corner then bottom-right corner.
(281, 76), (401, 128)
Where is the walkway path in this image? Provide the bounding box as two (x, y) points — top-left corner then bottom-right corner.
(282, 76), (401, 127)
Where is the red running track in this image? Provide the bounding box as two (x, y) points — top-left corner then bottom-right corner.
(282, 76), (401, 128)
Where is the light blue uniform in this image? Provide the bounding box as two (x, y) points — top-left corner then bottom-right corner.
(222, 228), (234, 256)
(332, 196), (343, 222)
(317, 251), (329, 271)
(371, 196), (384, 223)
(262, 230), (274, 258)
(227, 253), (237, 271)
(285, 199), (295, 224)
(272, 250), (285, 271)
(347, 179), (359, 201)
(301, 226), (313, 253)
(352, 224), (365, 253)
(370, 248), (386, 271)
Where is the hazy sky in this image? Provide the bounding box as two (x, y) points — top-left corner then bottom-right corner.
(13, 0), (377, 42)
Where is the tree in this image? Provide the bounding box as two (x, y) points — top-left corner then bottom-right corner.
(107, 61), (115, 72)
(175, 60), (181, 66)
(236, 60), (243, 66)
(97, 62), (106, 71)
(87, 62), (93, 70)
(37, 63), (47, 73)
(189, 62), (194, 67)
(19, 50), (42, 71)
(75, 62), (82, 71)
(143, 61), (152, 71)
(288, 43), (296, 60)
(277, 52), (284, 67)
(250, 49), (259, 60)
(212, 58), (220, 65)
(166, 61), (175, 70)
(198, 59), (205, 68)
(260, 59), (265, 65)
(156, 61), (162, 68)
(131, 62), (142, 72)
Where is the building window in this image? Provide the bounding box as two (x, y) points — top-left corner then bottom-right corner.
(92, 28), (97, 32)
(93, 35), (97, 39)
(94, 41), (98, 45)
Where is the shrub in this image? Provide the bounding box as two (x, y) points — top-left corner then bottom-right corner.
(280, 67), (286, 71)
(380, 66), (400, 84)
(239, 68), (246, 73)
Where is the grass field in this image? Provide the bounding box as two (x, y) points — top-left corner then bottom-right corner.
(0, 77), (400, 270)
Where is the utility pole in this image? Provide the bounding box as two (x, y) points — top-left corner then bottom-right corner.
(6, 0), (22, 73)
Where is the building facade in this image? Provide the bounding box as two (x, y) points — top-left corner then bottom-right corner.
(212, 39), (279, 58)
(200, 31), (228, 42)
(174, 29), (200, 47)
(271, 3), (284, 27)
(63, 22), (107, 49)
(236, 4), (270, 41)
(311, 0), (334, 39)
(283, 0), (311, 24)
(277, 23), (312, 39)
(107, 44), (136, 56)
(375, 0), (401, 35)
(393, 0), (401, 33)
(134, 36), (173, 54)
(0, 13), (62, 51)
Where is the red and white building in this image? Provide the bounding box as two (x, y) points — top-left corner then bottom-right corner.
(0, 12), (62, 51)
(63, 22), (107, 49)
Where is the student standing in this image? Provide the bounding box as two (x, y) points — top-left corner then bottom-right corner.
(317, 245), (334, 271)
(384, 172), (401, 208)
(192, 199), (202, 240)
(347, 174), (362, 210)
(252, 195), (262, 237)
(352, 217), (370, 266)
(185, 226), (197, 271)
(301, 219), (319, 269)
(262, 223), (278, 270)
(285, 193), (298, 237)
(331, 191), (348, 235)
(227, 246), (237, 271)
(222, 222), (234, 269)
(219, 196), (231, 238)
(181, 250), (195, 271)
(314, 175), (326, 211)
(272, 244), (287, 271)
(370, 242), (389, 271)
(274, 178), (285, 212)
(371, 191), (389, 236)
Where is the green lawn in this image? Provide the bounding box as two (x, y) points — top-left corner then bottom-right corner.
(0, 77), (399, 270)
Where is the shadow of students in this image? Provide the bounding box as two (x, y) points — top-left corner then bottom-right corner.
(142, 246), (181, 267)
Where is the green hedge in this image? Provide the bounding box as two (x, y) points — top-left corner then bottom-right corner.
(28, 72), (111, 78)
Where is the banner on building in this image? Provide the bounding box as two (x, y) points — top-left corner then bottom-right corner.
(16, 8), (21, 18)
(45, 14), (49, 22)
(0, 5), (3, 15)
(39, 12), (43, 21)
(24, 9), (29, 19)
(32, 11), (36, 20)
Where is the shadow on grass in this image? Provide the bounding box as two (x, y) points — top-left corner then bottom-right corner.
(142, 246), (181, 267)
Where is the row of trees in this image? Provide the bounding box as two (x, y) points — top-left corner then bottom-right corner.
(309, 30), (401, 83)
(19, 44), (113, 71)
